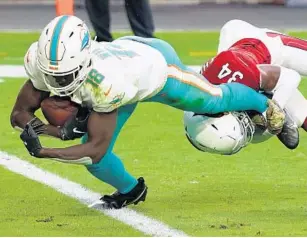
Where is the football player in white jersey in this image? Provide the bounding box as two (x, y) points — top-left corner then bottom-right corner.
(184, 19), (307, 155)
(11, 15), (285, 209)
(216, 19), (307, 138)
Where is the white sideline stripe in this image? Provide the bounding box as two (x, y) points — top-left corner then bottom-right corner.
(0, 65), (27, 78)
(0, 151), (188, 237)
(0, 65), (201, 78)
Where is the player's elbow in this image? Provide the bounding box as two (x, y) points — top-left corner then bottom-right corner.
(260, 65), (301, 92)
(10, 108), (34, 131)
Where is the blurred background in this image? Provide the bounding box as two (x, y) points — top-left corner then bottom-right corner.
(0, 0), (306, 32)
(0, 0), (303, 5)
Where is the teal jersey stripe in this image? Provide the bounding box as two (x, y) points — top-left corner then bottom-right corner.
(49, 15), (70, 65)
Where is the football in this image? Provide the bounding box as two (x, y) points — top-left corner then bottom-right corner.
(40, 96), (79, 127)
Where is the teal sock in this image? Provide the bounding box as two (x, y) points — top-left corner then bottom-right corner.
(86, 153), (138, 194)
(216, 83), (268, 114)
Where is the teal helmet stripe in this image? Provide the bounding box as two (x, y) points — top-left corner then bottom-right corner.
(49, 15), (70, 65)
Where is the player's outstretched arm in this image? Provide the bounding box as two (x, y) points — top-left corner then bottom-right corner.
(10, 80), (61, 138)
(20, 110), (117, 165)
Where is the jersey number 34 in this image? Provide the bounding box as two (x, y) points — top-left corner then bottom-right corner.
(218, 63), (244, 83)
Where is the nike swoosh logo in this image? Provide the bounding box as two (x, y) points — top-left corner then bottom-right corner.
(104, 84), (112, 97)
(73, 128), (85, 134)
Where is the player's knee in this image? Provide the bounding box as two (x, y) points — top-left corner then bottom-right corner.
(91, 156), (103, 164)
(86, 152), (111, 169)
(86, 154), (104, 168)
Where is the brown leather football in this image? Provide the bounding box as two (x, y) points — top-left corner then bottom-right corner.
(40, 96), (79, 127)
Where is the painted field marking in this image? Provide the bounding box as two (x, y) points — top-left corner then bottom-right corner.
(0, 151), (188, 237)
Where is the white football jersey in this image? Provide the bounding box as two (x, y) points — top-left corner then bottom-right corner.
(24, 39), (168, 112)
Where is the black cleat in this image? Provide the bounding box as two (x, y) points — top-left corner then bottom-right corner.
(100, 177), (148, 209)
(277, 110), (299, 150)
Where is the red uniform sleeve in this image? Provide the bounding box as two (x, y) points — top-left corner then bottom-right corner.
(201, 50), (261, 91)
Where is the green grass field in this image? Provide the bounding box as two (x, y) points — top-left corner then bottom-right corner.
(0, 31), (307, 237)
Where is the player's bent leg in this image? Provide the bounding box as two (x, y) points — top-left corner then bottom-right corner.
(82, 103), (148, 209)
(87, 152), (147, 209)
(118, 36), (285, 134)
(149, 67), (284, 134)
(85, 151), (138, 195)
(127, 37), (270, 112)
(128, 36), (269, 112)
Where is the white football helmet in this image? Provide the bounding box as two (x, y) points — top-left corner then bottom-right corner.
(184, 111), (255, 155)
(36, 15), (92, 96)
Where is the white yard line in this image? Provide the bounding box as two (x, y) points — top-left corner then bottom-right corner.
(0, 150), (188, 237)
(0, 65), (201, 78)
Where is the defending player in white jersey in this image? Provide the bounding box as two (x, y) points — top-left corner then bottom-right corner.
(215, 19), (307, 135)
(185, 19), (307, 155)
(10, 16), (285, 209)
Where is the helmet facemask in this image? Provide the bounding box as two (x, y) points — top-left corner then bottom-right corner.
(231, 111), (255, 153)
(38, 59), (91, 96)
